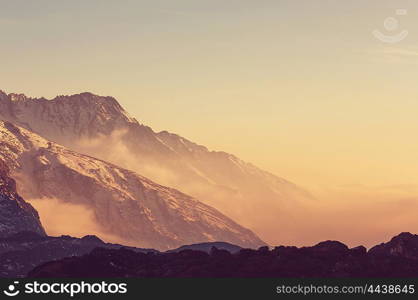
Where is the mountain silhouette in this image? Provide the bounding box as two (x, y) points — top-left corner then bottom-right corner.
(28, 232), (418, 278)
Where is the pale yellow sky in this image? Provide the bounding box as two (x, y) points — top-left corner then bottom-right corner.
(1, 0), (418, 189)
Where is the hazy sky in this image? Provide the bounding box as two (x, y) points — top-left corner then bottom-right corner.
(2, 0), (418, 189)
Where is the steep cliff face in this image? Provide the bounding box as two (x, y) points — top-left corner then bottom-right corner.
(0, 90), (312, 243)
(0, 159), (45, 237)
(0, 121), (265, 250)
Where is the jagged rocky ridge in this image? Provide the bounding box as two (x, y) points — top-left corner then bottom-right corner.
(0, 90), (312, 243)
(0, 120), (264, 250)
(28, 233), (418, 278)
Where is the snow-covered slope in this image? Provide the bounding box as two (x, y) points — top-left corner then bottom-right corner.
(0, 90), (312, 243)
(0, 121), (264, 250)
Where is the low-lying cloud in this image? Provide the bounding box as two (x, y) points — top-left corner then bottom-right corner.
(26, 197), (125, 244)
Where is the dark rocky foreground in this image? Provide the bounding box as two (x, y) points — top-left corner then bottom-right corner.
(28, 232), (418, 278)
(0, 231), (156, 277)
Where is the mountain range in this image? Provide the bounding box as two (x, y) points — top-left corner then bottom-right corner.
(0, 90), (312, 243)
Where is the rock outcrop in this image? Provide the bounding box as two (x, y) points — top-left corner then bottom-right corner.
(0, 159), (45, 237)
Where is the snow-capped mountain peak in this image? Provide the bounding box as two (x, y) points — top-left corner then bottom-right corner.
(0, 90), (312, 244)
